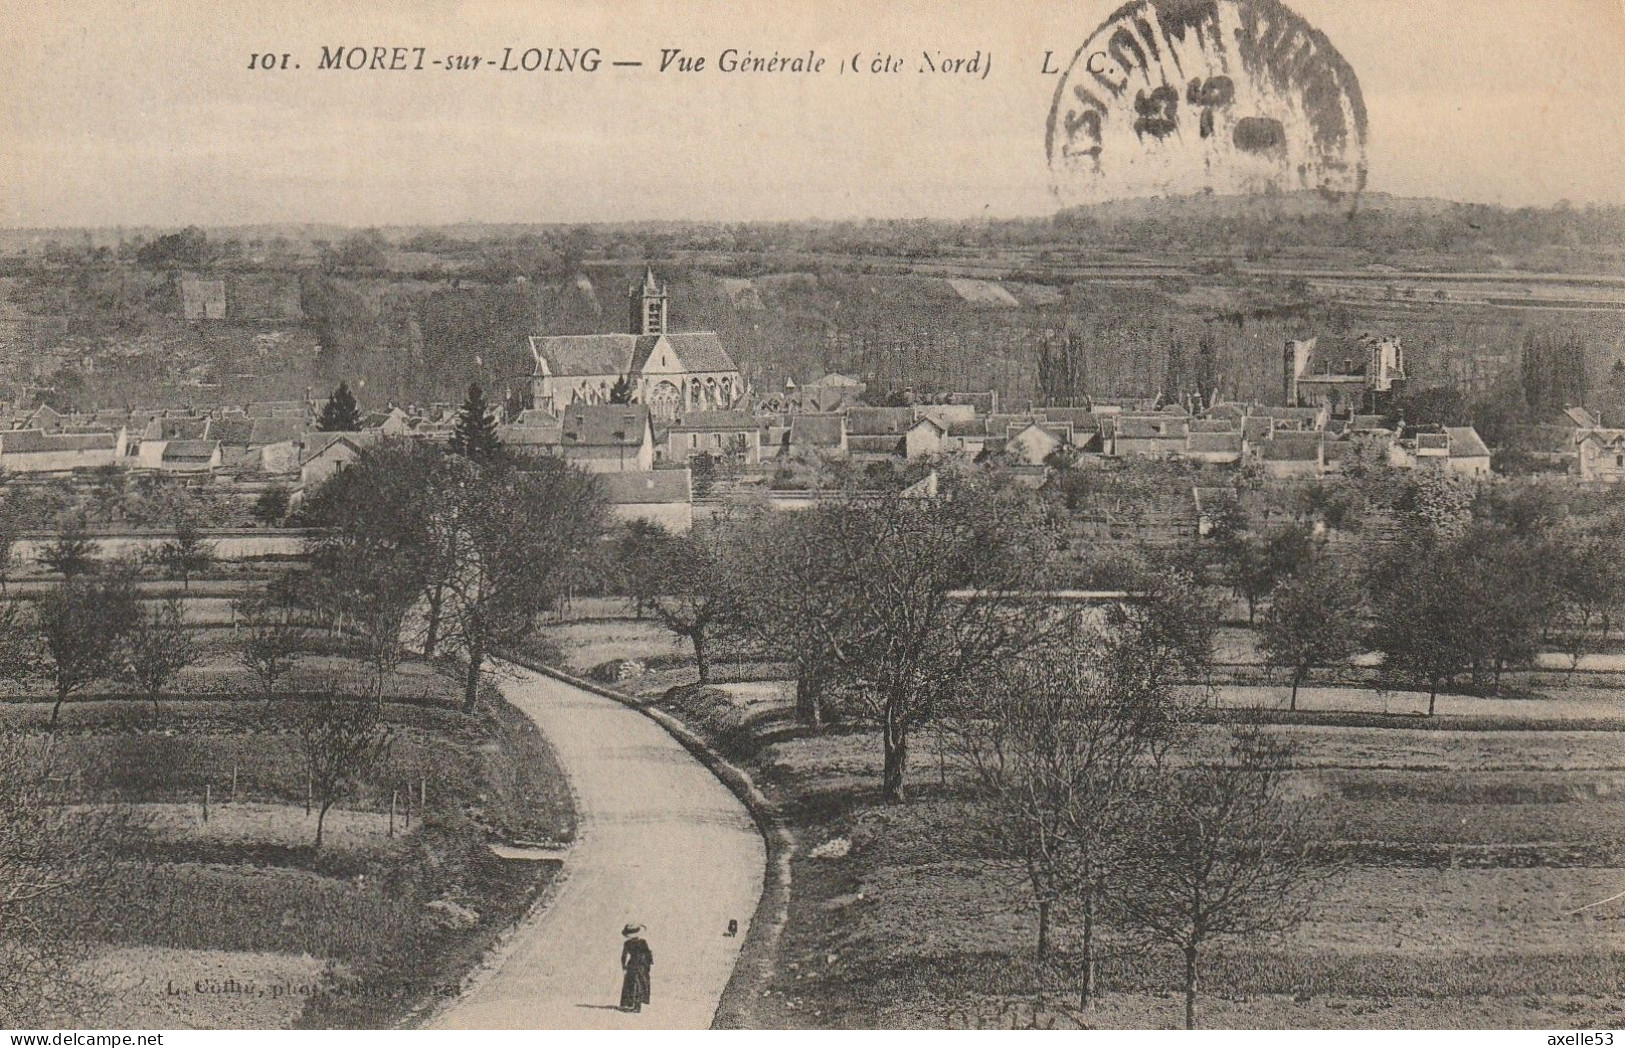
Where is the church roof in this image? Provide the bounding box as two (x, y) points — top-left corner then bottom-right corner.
(530, 331), (737, 378)
(630, 332), (737, 375)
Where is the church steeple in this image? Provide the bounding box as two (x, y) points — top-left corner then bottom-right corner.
(630, 266), (668, 335)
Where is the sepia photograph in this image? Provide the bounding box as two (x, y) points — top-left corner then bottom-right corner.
(1, 0), (1623, 1035)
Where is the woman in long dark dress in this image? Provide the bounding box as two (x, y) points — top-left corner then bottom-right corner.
(620, 924), (653, 1012)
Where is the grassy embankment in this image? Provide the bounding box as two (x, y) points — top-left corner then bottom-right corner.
(3, 648), (574, 1029)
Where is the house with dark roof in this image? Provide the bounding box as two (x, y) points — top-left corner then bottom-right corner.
(299, 432), (381, 488)
(558, 404), (655, 473)
(1004, 422), (1068, 466)
(529, 268), (742, 421)
(1110, 415), (1188, 458)
(1259, 431), (1325, 478)
(495, 421), (564, 458)
(1184, 431), (1245, 465)
(158, 439), (223, 472)
(246, 400), (310, 420)
(0, 428), (126, 472)
(1285, 333), (1406, 415)
(598, 469), (693, 533)
(1443, 426), (1492, 478)
(660, 411), (765, 465)
(786, 413), (849, 459)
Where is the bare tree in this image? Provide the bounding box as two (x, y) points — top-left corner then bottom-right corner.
(235, 594), (309, 704)
(1113, 727), (1330, 1029)
(945, 597), (1200, 1006)
(296, 687), (394, 849)
(733, 511), (853, 728)
(119, 599), (199, 717)
(816, 474), (1067, 801)
(433, 456), (606, 711)
(636, 524), (743, 687)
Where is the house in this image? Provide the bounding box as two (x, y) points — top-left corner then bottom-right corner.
(558, 404), (655, 473)
(1258, 431), (1324, 478)
(1413, 431), (1451, 468)
(1577, 429), (1625, 483)
(1443, 426), (1492, 478)
(158, 439), (223, 473)
(1183, 431), (1245, 465)
(661, 411), (764, 466)
(495, 421), (564, 458)
(796, 373), (866, 413)
(904, 416), (949, 460)
(598, 469), (694, 533)
(140, 415), (211, 441)
(1111, 415), (1188, 457)
(246, 400), (310, 420)
(1005, 422), (1069, 467)
(0, 428), (126, 473)
(529, 268), (742, 420)
(299, 433), (379, 488)
(362, 406), (413, 437)
(785, 413), (849, 459)
(14, 404), (67, 433)
(845, 407), (917, 439)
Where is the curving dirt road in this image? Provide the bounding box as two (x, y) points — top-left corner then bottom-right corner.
(432, 664), (765, 1030)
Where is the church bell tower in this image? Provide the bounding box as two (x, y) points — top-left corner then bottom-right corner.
(629, 266), (668, 335)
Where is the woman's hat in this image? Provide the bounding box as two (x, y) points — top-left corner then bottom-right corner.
(622, 924), (644, 936)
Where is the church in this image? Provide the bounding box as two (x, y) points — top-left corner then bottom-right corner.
(529, 268), (744, 421)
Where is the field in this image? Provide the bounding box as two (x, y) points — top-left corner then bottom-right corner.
(531, 610), (1625, 1030)
(3, 656), (575, 1029)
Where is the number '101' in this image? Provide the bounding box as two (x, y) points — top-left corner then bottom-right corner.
(248, 53), (294, 70)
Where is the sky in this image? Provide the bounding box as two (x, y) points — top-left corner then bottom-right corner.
(2, 0), (1623, 227)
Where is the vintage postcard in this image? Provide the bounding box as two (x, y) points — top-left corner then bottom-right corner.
(1, 0), (1623, 1035)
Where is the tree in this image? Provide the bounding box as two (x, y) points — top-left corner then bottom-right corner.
(317, 381), (363, 432)
(302, 442), (443, 698)
(613, 520), (667, 620)
(1367, 542), (1479, 714)
(296, 688), (393, 849)
(1114, 728), (1329, 1030)
(38, 521), (99, 579)
(637, 525), (743, 687)
(251, 484), (291, 526)
(433, 456), (606, 710)
(236, 594), (309, 704)
(1454, 526), (1548, 690)
(1214, 518), (1314, 624)
(945, 621), (1193, 1005)
(1258, 562), (1362, 710)
(151, 515), (214, 590)
(35, 573), (138, 728)
(320, 228), (389, 275)
(135, 226), (211, 268)
(608, 374), (636, 404)
(733, 511), (854, 728)
(814, 475), (1069, 801)
(1521, 326), (1589, 418)
(119, 599), (198, 716)
(449, 384), (501, 461)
